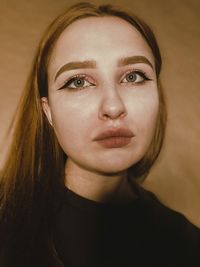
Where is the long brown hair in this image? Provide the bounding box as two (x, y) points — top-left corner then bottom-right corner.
(0, 2), (167, 265)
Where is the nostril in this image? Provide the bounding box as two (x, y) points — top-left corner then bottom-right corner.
(100, 108), (127, 121)
(98, 90), (128, 120)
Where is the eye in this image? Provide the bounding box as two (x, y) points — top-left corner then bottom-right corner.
(58, 75), (95, 90)
(121, 70), (151, 85)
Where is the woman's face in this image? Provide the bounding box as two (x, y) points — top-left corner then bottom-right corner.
(42, 16), (159, 174)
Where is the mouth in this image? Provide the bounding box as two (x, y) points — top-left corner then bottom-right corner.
(93, 128), (134, 148)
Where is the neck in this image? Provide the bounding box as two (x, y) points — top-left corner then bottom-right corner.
(64, 159), (137, 203)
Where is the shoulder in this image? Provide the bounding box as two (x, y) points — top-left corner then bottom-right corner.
(132, 182), (200, 265)
(130, 179), (200, 241)
(136, 183), (200, 231)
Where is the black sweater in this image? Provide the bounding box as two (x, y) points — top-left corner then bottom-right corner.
(54, 183), (200, 267)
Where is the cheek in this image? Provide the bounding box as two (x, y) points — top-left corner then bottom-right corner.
(129, 89), (159, 137)
(51, 111), (72, 149)
(49, 99), (93, 152)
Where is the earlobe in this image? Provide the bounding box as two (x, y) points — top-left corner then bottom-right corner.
(41, 97), (53, 126)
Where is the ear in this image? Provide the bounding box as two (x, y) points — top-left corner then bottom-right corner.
(41, 97), (53, 126)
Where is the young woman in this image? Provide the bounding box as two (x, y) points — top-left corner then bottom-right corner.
(0, 2), (199, 266)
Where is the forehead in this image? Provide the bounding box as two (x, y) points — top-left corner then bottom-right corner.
(48, 16), (154, 73)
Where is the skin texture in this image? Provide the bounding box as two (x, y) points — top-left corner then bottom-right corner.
(42, 16), (159, 202)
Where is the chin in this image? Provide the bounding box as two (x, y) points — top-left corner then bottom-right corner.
(91, 159), (138, 175)
(91, 146), (147, 173)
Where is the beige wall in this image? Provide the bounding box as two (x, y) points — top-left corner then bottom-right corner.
(0, 0), (200, 226)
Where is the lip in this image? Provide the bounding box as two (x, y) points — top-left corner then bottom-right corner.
(93, 128), (134, 148)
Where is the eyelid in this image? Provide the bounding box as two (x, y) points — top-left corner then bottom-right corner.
(58, 74), (96, 90)
(57, 68), (152, 90)
(121, 68), (148, 79)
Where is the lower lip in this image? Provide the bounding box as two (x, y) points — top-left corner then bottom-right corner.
(96, 136), (132, 148)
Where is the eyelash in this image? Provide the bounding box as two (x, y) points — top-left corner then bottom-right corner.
(58, 70), (152, 90)
(58, 74), (94, 90)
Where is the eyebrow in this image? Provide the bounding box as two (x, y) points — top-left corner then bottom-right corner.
(54, 60), (96, 81)
(54, 55), (154, 81)
(118, 56), (154, 69)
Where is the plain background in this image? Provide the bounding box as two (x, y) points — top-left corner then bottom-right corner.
(0, 0), (200, 226)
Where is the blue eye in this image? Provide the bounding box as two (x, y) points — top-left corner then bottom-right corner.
(59, 75), (94, 90)
(122, 71), (151, 84)
(72, 78), (85, 87)
(126, 73), (137, 82)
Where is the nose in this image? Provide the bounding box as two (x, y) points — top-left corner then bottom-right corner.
(98, 86), (127, 120)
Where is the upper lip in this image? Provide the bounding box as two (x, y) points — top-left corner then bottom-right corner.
(94, 128), (134, 140)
